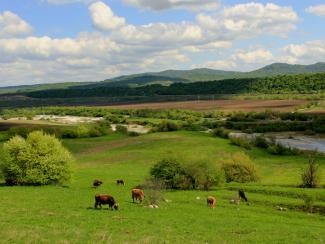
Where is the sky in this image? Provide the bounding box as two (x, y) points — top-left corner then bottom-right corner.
(0, 0), (325, 86)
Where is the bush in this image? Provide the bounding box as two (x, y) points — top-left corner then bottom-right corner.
(0, 131), (74, 185)
(150, 158), (223, 190)
(221, 152), (259, 183)
(153, 121), (178, 132)
(267, 143), (299, 155)
(116, 124), (128, 134)
(211, 127), (230, 139)
(150, 158), (184, 189)
(128, 131), (140, 137)
(183, 160), (224, 190)
(253, 136), (269, 148)
(301, 157), (321, 188)
(142, 178), (166, 205)
(229, 136), (252, 150)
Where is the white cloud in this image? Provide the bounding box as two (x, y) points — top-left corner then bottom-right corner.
(235, 49), (274, 64)
(123, 0), (220, 11)
(0, 11), (33, 38)
(306, 4), (325, 17)
(89, 1), (126, 31)
(197, 3), (298, 38)
(283, 40), (325, 64)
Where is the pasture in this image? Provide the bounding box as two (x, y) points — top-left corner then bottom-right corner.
(0, 131), (324, 243)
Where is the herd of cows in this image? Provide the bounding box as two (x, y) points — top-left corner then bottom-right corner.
(92, 179), (249, 210)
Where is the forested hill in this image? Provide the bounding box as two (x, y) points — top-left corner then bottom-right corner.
(26, 73), (325, 99)
(1, 62), (324, 94)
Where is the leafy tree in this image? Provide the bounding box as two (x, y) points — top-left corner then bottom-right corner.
(0, 131), (74, 185)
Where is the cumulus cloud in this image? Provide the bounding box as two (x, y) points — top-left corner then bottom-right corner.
(197, 3), (298, 38)
(89, 1), (126, 31)
(283, 40), (325, 63)
(123, 0), (220, 11)
(306, 4), (325, 17)
(0, 11), (33, 38)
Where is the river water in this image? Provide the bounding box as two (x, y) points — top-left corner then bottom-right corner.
(229, 132), (325, 153)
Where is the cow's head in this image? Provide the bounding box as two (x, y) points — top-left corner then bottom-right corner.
(113, 203), (119, 210)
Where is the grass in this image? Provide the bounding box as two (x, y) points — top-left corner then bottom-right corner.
(1, 131), (325, 243)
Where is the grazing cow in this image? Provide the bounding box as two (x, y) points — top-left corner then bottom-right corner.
(207, 196), (216, 208)
(93, 179), (103, 187)
(95, 194), (119, 210)
(132, 189), (145, 203)
(116, 180), (125, 185)
(238, 190), (248, 202)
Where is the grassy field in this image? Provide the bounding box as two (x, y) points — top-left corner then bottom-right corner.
(1, 131), (325, 243)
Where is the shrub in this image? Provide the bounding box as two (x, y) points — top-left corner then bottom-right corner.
(212, 127), (230, 139)
(142, 178), (166, 205)
(267, 143), (299, 155)
(0, 131), (74, 185)
(153, 121), (178, 132)
(183, 160), (224, 190)
(150, 158), (184, 189)
(221, 152), (259, 183)
(128, 131), (140, 137)
(301, 157), (321, 188)
(229, 136), (252, 150)
(253, 136), (269, 148)
(116, 124), (128, 134)
(150, 158), (223, 190)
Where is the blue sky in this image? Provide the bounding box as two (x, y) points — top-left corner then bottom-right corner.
(0, 0), (325, 86)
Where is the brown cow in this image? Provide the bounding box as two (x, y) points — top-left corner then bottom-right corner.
(93, 179), (103, 187)
(132, 189), (144, 203)
(116, 180), (125, 185)
(207, 196), (216, 208)
(95, 194), (119, 210)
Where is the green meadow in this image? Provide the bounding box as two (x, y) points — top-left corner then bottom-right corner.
(1, 131), (325, 243)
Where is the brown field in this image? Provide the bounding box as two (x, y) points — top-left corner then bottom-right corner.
(103, 99), (308, 112)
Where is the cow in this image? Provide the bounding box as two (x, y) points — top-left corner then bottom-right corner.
(207, 196), (216, 208)
(93, 179), (103, 187)
(116, 180), (125, 185)
(238, 189), (248, 202)
(132, 189), (145, 203)
(94, 194), (119, 210)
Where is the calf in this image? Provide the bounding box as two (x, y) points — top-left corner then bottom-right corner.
(93, 179), (103, 187)
(116, 180), (125, 185)
(94, 194), (119, 210)
(132, 189), (145, 203)
(207, 196), (216, 208)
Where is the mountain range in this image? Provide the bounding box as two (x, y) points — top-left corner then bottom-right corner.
(1, 62), (325, 94)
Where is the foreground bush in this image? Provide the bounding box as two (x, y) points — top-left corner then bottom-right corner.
(0, 131), (73, 185)
(221, 152), (259, 183)
(301, 157), (321, 188)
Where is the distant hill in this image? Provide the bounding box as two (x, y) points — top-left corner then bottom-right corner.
(95, 62), (325, 87)
(1, 62), (325, 93)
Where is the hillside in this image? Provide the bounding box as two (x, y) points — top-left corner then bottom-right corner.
(1, 62), (325, 93)
(26, 73), (325, 99)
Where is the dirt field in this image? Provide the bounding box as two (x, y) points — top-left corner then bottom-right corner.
(103, 100), (308, 112)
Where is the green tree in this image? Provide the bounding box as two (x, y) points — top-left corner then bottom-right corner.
(0, 131), (74, 185)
